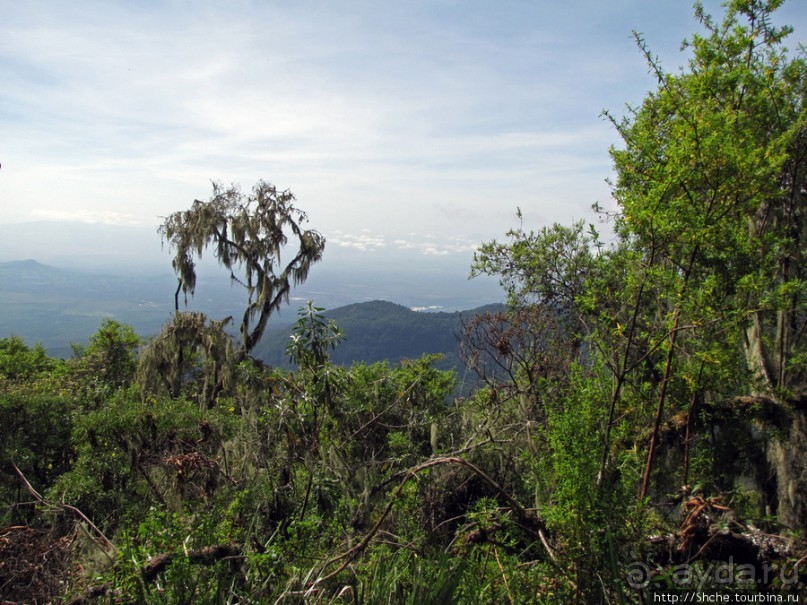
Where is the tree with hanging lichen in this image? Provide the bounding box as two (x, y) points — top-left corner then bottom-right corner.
(603, 0), (807, 524)
(136, 312), (237, 404)
(159, 180), (326, 356)
(473, 0), (807, 543)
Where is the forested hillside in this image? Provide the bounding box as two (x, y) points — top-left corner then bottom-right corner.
(1, 3), (806, 603)
(257, 300), (462, 366)
(254, 300), (505, 390)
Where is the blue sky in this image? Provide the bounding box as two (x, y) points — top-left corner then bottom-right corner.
(1, 0), (805, 261)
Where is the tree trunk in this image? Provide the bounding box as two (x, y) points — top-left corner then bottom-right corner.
(767, 403), (807, 532)
(745, 309), (807, 532)
(745, 313), (775, 397)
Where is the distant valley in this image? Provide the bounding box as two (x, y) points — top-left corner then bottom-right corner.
(0, 259), (181, 358)
(0, 259), (504, 375)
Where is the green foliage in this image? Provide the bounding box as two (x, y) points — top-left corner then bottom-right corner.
(110, 508), (244, 604)
(50, 388), (236, 531)
(473, 219), (601, 314)
(286, 301), (344, 417)
(0, 336), (56, 381)
(6, 5), (807, 603)
(70, 319), (141, 401)
(287, 301), (345, 371)
(465, 2), (807, 598)
(606, 0), (807, 399)
(540, 361), (647, 598)
(602, 0), (807, 513)
(0, 391), (73, 525)
(358, 548), (466, 604)
(0, 337), (73, 526)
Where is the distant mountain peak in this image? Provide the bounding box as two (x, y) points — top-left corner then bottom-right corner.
(325, 300), (413, 317)
(0, 259), (56, 271)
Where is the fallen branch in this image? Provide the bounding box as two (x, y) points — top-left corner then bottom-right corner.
(648, 526), (796, 568)
(65, 544), (243, 604)
(142, 543), (242, 582)
(312, 455), (556, 588)
(66, 583), (115, 605)
(11, 462), (115, 555)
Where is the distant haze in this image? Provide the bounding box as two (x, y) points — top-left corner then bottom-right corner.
(0, 222), (504, 356)
(0, 221), (166, 273)
(0, 222), (501, 309)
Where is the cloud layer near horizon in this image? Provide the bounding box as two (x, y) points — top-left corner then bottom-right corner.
(2, 1), (804, 259)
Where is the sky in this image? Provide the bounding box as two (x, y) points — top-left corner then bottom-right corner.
(1, 0), (806, 265)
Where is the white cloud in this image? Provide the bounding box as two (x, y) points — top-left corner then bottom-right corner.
(325, 231), (479, 257)
(391, 235), (478, 256)
(423, 247), (450, 257)
(29, 208), (142, 225)
(328, 230), (387, 252)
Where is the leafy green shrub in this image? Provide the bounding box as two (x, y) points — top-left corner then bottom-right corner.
(0, 337), (73, 525)
(0, 336), (56, 381)
(49, 388), (236, 532)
